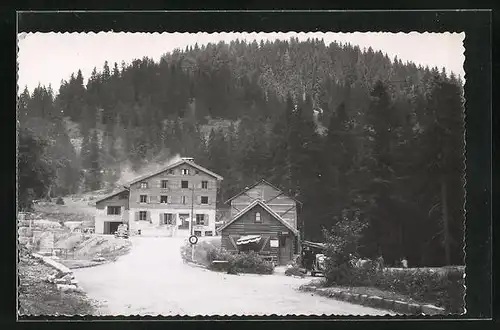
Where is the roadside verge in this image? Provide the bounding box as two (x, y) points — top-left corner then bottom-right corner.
(298, 282), (446, 315)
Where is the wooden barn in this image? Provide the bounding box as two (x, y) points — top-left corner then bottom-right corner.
(217, 179), (302, 265)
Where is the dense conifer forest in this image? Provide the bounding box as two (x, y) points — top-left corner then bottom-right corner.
(18, 38), (465, 266)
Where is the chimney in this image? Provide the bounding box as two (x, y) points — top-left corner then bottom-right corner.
(182, 157), (194, 162)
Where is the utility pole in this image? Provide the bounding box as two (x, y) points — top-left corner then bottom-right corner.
(190, 183), (196, 262)
(190, 184), (195, 236)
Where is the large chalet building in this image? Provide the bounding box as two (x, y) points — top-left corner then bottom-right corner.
(94, 157), (223, 237)
(217, 179), (302, 265)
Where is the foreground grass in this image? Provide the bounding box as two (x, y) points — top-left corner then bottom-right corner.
(18, 257), (95, 316)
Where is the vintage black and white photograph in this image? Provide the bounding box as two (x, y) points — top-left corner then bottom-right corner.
(17, 30), (466, 317)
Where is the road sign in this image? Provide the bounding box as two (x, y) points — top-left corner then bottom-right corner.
(188, 235), (198, 245)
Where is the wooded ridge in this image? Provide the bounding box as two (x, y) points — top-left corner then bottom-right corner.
(18, 38), (465, 267)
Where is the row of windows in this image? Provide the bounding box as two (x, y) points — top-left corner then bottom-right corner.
(139, 195), (209, 204)
(140, 180), (209, 189)
(138, 211), (208, 226)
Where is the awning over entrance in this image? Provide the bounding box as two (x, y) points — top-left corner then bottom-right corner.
(236, 235), (262, 246)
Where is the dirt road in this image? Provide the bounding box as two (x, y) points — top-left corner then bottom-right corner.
(74, 237), (392, 316)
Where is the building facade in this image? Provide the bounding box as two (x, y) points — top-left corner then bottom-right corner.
(225, 179), (300, 229)
(94, 158), (223, 237)
(217, 179), (302, 265)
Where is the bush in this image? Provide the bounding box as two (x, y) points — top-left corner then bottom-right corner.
(180, 238), (274, 274)
(370, 267), (465, 313)
(232, 251), (274, 274)
(321, 210), (464, 313)
(56, 197), (65, 205)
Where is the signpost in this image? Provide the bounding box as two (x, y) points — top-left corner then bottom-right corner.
(188, 234), (198, 262)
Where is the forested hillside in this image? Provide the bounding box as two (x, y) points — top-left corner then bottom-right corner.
(18, 38), (465, 267)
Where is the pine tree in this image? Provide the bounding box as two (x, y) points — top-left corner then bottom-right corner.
(84, 129), (102, 191)
(18, 128), (56, 209)
(361, 80), (399, 262)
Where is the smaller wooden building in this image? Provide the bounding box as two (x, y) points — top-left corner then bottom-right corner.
(217, 200), (299, 265)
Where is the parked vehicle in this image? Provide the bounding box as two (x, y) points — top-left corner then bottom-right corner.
(301, 240), (327, 276)
(311, 253), (326, 276)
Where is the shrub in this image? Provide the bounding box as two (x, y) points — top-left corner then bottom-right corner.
(56, 197), (65, 205)
(180, 238), (274, 275)
(207, 248), (274, 274)
(332, 265), (465, 313)
(232, 251), (274, 274)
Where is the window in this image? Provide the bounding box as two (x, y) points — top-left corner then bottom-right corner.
(161, 180), (168, 189)
(140, 195), (147, 203)
(182, 196), (187, 204)
(164, 213), (174, 225)
(181, 180), (189, 188)
(255, 212), (261, 223)
(160, 195), (169, 204)
(182, 168), (190, 175)
(201, 196), (208, 204)
(139, 211), (147, 221)
(204, 231), (213, 236)
(194, 230), (202, 237)
(107, 206), (121, 215)
(196, 214), (205, 225)
(140, 182), (148, 189)
(201, 181), (208, 189)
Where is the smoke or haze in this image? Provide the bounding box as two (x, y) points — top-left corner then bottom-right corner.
(116, 154), (182, 186)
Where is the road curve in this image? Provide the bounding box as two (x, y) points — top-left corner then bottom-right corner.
(74, 237), (392, 316)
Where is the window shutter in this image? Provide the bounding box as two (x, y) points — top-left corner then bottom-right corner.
(205, 214), (209, 226)
(197, 196), (201, 205)
(136, 194), (140, 203)
(157, 181), (161, 188)
(147, 211), (151, 223)
(159, 213), (163, 225)
(173, 213), (177, 225)
(135, 211), (139, 221)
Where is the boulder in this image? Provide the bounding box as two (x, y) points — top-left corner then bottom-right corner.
(18, 237), (31, 245)
(56, 284), (79, 292)
(54, 277), (72, 284)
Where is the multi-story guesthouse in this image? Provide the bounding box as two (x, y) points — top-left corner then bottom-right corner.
(217, 179), (302, 265)
(94, 157), (223, 237)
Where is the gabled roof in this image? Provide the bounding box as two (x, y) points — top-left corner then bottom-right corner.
(95, 187), (129, 204)
(224, 179), (302, 205)
(216, 199), (299, 236)
(126, 160), (223, 186)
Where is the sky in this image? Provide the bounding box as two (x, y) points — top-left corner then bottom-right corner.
(17, 32), (465, 93)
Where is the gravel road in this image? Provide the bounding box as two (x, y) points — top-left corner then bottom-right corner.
(74, 237), (392, 316)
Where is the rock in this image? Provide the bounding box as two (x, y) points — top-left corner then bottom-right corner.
(55, 277), (71, 284)
(45, 274), (56, 283)
(56, 284), (78, 292)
